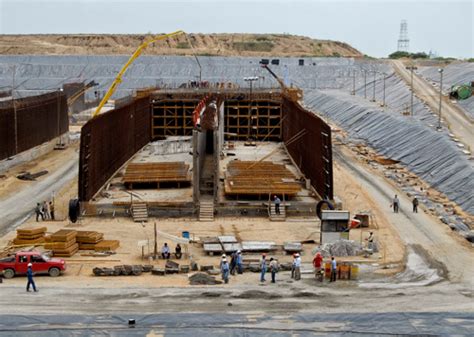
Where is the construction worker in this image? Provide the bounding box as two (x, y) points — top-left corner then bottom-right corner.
(26, 263), (37, 292)
(49, 201), (55, 220)
(294, 253), (301, 281)
(42, 201), (50, 220)
(35, 203), (44, 222)
(260, 254), (267, 282)
(219, 254), (227, 269)
(269, 257), (279, 283)
(273, 195), (281, 215)
(161, 243), (171, 259)
(412, 197), (419, 213)
(236, 250), (243, 274)
(391, 195), (400, 213)
(221, 258), (230, 284)
(330, 256), (337, 282)
(367, 232), (375, 251)
(175, 244), (182, 259)
(229, 251), (237, 275)
(313, 252), (323, 280)
(291, 253), (296, 279)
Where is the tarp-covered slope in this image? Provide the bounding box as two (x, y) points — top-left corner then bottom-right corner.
(304, 89), (474, 215)
(418, 63), (474, 120)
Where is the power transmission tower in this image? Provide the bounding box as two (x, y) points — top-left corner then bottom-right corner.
(397, 20), (409, 52)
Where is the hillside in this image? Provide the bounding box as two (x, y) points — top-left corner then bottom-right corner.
(0, 33), (363, 57)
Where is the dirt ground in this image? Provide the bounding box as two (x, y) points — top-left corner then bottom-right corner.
(0, 143), (78, 202)
(0, 140), (405, 289)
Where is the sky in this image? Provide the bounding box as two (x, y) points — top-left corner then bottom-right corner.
(0, 0), (472, 58)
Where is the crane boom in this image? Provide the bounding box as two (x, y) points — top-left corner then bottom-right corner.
(92, 30), (185, 118)
(261, 64), (303, 102)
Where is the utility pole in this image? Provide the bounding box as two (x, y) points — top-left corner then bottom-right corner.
(364, 70), (367, 99)
(437, 68), (444, 130)
(406, 65), (417, 116)
(371, 71), (376, 102)
(12, 65), (18, 155)
(381, 73), (386, 107)
(351, 68), (356, 95)
(57, 89), (61, 146)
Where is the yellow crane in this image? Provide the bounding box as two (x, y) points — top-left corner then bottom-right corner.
(92, 30), (185, 118)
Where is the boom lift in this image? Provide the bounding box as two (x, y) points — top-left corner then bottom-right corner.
(92, 30), (186, 118)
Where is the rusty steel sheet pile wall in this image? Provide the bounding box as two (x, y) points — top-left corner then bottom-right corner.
(79, 96), (151, 201)
(0, 91), (68, 161)
(282, 98), (333, 200)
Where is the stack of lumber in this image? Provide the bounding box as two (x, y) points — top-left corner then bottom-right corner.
(224, 161), (301, 196)
(46, 230), (78, 257)
(76, 231), (104, 250)
(13, 227), (47, 245)
(94, 240), (120, 252)
(123, 162), (191, 185)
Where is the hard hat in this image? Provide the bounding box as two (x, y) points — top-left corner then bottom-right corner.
(222, 254), (226, 258)
(237, 250), (241, 254)
(27, 263), (32, 267)
(295, 253), (300, 257)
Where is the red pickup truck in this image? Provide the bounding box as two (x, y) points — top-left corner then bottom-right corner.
(0, 251), (66, 279)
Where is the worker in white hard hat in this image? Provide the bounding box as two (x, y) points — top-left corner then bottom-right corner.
(26, 263), (37, 292)
(236, 250), (243, 274)
(221, 258), (230, 284)
(294, 253), (302, 281)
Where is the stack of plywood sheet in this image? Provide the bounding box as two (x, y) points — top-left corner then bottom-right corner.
(94, 240), (120, 252)
(224, 161), (301, 196)
(13, 227), (47, 245)
(76, 231), (104, 250)
(46, 230), (78, 257)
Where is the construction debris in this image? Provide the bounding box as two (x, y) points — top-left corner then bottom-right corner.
(16, 170), (48, 181)
(93, 265), (152, 276)
(315, 240), (363, 257)
(188, 272), (222, 285)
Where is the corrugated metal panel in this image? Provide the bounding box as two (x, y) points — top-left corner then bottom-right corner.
(79, 96), (151, 201)
(0, 91), (68, 161)
(282, 98), (333, 199)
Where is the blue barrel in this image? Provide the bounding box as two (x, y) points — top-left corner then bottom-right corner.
(182, 231), (190, 239)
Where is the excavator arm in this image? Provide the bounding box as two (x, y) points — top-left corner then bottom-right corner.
(92, 30), (185, 118)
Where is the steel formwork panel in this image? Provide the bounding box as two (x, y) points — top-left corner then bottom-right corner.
(0, 92), (68, 161)
(79, 96), (151, 201)
(282, 98), (333, 200)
